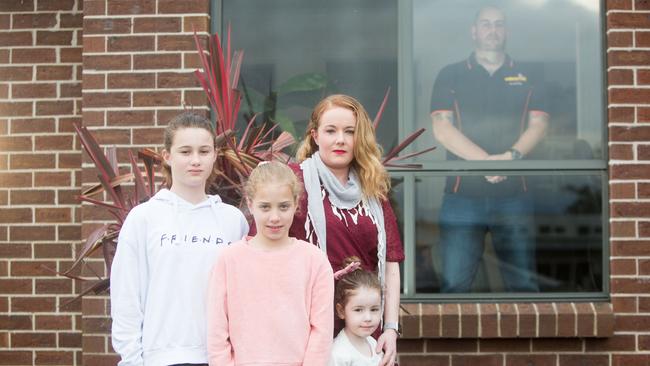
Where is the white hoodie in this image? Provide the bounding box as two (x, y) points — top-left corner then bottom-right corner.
(110, 189), (249, 366)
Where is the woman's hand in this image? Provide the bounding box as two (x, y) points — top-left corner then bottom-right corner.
(376, 328), (398, 366)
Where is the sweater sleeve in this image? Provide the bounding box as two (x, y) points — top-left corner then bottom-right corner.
(110, 210), (146, 366)
(206, 254), (234, 366)
(303, 254), (335, 366)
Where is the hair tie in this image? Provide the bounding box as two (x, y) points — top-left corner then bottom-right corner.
(333, 261), (361, 280)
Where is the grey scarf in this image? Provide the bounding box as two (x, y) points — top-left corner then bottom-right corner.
(300, 152), (387, 303)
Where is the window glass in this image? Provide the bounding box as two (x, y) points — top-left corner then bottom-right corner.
(222, 0), (398, 151)
(401, 173), (604, 294)
(412, 0), (604, 162)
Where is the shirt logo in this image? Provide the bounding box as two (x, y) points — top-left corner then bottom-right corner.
(504, 73), (527, 86)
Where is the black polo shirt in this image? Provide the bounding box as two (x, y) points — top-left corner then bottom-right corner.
(430, 54), (547, 196)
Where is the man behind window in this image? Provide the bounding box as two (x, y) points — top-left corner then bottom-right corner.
(430, 5), (549, 293)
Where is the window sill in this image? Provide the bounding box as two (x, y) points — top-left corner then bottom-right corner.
(399, 302), (613, 339)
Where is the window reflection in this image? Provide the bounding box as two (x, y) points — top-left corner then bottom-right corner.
(413, 0), (604, 161)
(406, 174), (602, 294)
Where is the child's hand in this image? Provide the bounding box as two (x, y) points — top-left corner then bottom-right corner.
(376, 329), (397, 366)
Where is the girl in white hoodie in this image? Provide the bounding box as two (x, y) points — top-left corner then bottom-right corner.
(110, 112), (249, 366)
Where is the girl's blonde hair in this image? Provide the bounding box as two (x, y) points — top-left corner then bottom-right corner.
(334, 256), (381, 310)
(244, 161), (302, 203)
(295, 94), (390, 200)
(162, 112), (218, 191)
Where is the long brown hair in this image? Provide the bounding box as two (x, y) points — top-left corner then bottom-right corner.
(295, 94), (390, 200)
(162, 112), (218, 190)
(334, 256), (381, 310)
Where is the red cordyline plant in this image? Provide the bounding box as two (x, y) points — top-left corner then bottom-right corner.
(59, 27), (434, 302)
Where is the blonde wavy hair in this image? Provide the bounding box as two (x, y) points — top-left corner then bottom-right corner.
(295, 94), (390, 200)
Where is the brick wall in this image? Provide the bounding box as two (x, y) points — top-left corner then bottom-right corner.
(0, 0), (83, 365)
(1, 0), (649, 365)
(79, 0), (210, 365)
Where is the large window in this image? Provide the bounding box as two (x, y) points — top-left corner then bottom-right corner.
(216, 0), (607, 300)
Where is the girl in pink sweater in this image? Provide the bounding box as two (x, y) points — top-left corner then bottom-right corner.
(206, 161), (334, 366)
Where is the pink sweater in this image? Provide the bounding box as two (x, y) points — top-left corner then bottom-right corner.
(206, 238), (334, 366)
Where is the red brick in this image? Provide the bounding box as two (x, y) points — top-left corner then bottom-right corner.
(83, 73), (105, 89)
(452, 355), (502, 366)
(36, 278), (73, 294)
(0, 14), (8, 29)
(612, 202), (650, 217)
(12, 332), (57, 348)
(506, 355), (556, 366)
(556, 303), (576, 337)
(10, 154), (55, 169)
(12, 83), (57, 99)
(34, 243), (72, 259)
(479, 339), (530, 352)
(0, 102), (33, 117)
(133, 17), (181, 32)
(36, 30), (73, 46)
(498, 303), (517, 338)
(426, 339), (477, 353)
(0, 279), (31, 294)
(609, 126), (650, 142)
(182, 15), (208, 32)
(559, 355), (608, 366)
(612, 355), (650, 366)
(35, 350), (75, 365)
(158, 34), (205, 51)
(441, 304), (459, 338)
(0, 208), (31, 223)
(642, 107), (650, 123)
(0, 0), (34, 11)
(10, 226), (55, 241)
(108, 73), (155, 89)
(0, 65), (31, 80)
(12, 13), (57, 29)
(575, 302), (595, 336)
(0, 172), (31, 188)
(83, 18), (132, 34)
(639, 183), (650, 198)
(611, 221), (637, 237)
(107, 35), (155, 52)
(58, 332), (81, 348)
(0, 351), (32, 365)
(607, 0), (632, 9)
(421, 304), (440, 338)
(637, 31), (650, 47)
(108, 0), (155, 14)
(638, 70), (650, 86)
(158, 0), (209, 14)
(37, 65), (73, 80)
(0, 136), (32, 151)
(184, 52), (203, 69)
(0, 49), (7, 62)
(610, 51), (650, 67)
(609, 144), (633, 160)
(57, 189), (80, 205)
(60, 82), (81, 97)
(34, 172), (71, 187)
(37, 0), (75, 10)
(84, 54), (131, 71)
(609, 106), (635, 123)
(607, 30), (633, 47)
(58, 225), (80, 241)
(36, 208), (72, 223)
(609, 13), (650, 28)
(612, 258), (637, 275)
(638, 145), (650, 160)
(533, 338), (583, 352)
(608, 69), (634, 85)
(134, 91), (181, 107)
(184, 90), (208, 107)
(82, 355), (121, 366)
(11, 260), (57, 277)
(60, 13), (82, 28)
(640, 222), (650, 237)
(400, 304), (420, 338)
(536, 303), (556, 337)
(83, 317), (112, 333)
(156, 72), (199, 88)
(0, 243), (31, 258)
(84, 0), (105, 15)
(107, 110), (155, 126)
(610, 88), (650, 104)
(134, 53), (181, 69)
(61, 47), (82, 63)
(58, 153), (81, 169)
(34, 135), (73, 151)
(612, 240), (650, 256)
(612, 278), (650, 293)
(11, 48), (56, 64)
(0, 32), (32, 46)
(612, 296), (636, 313)
(83, 92), (131, 108)
(0, 84), (7, 98)
(11, 297), (56, 312)
(83, 35), (105, 53)
(0, 315), (31, 330)
(459, 303), (478, 338)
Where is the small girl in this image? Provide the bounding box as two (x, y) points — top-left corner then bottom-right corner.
(207, 161), (334, 366)
(329, 257), (384, 366)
